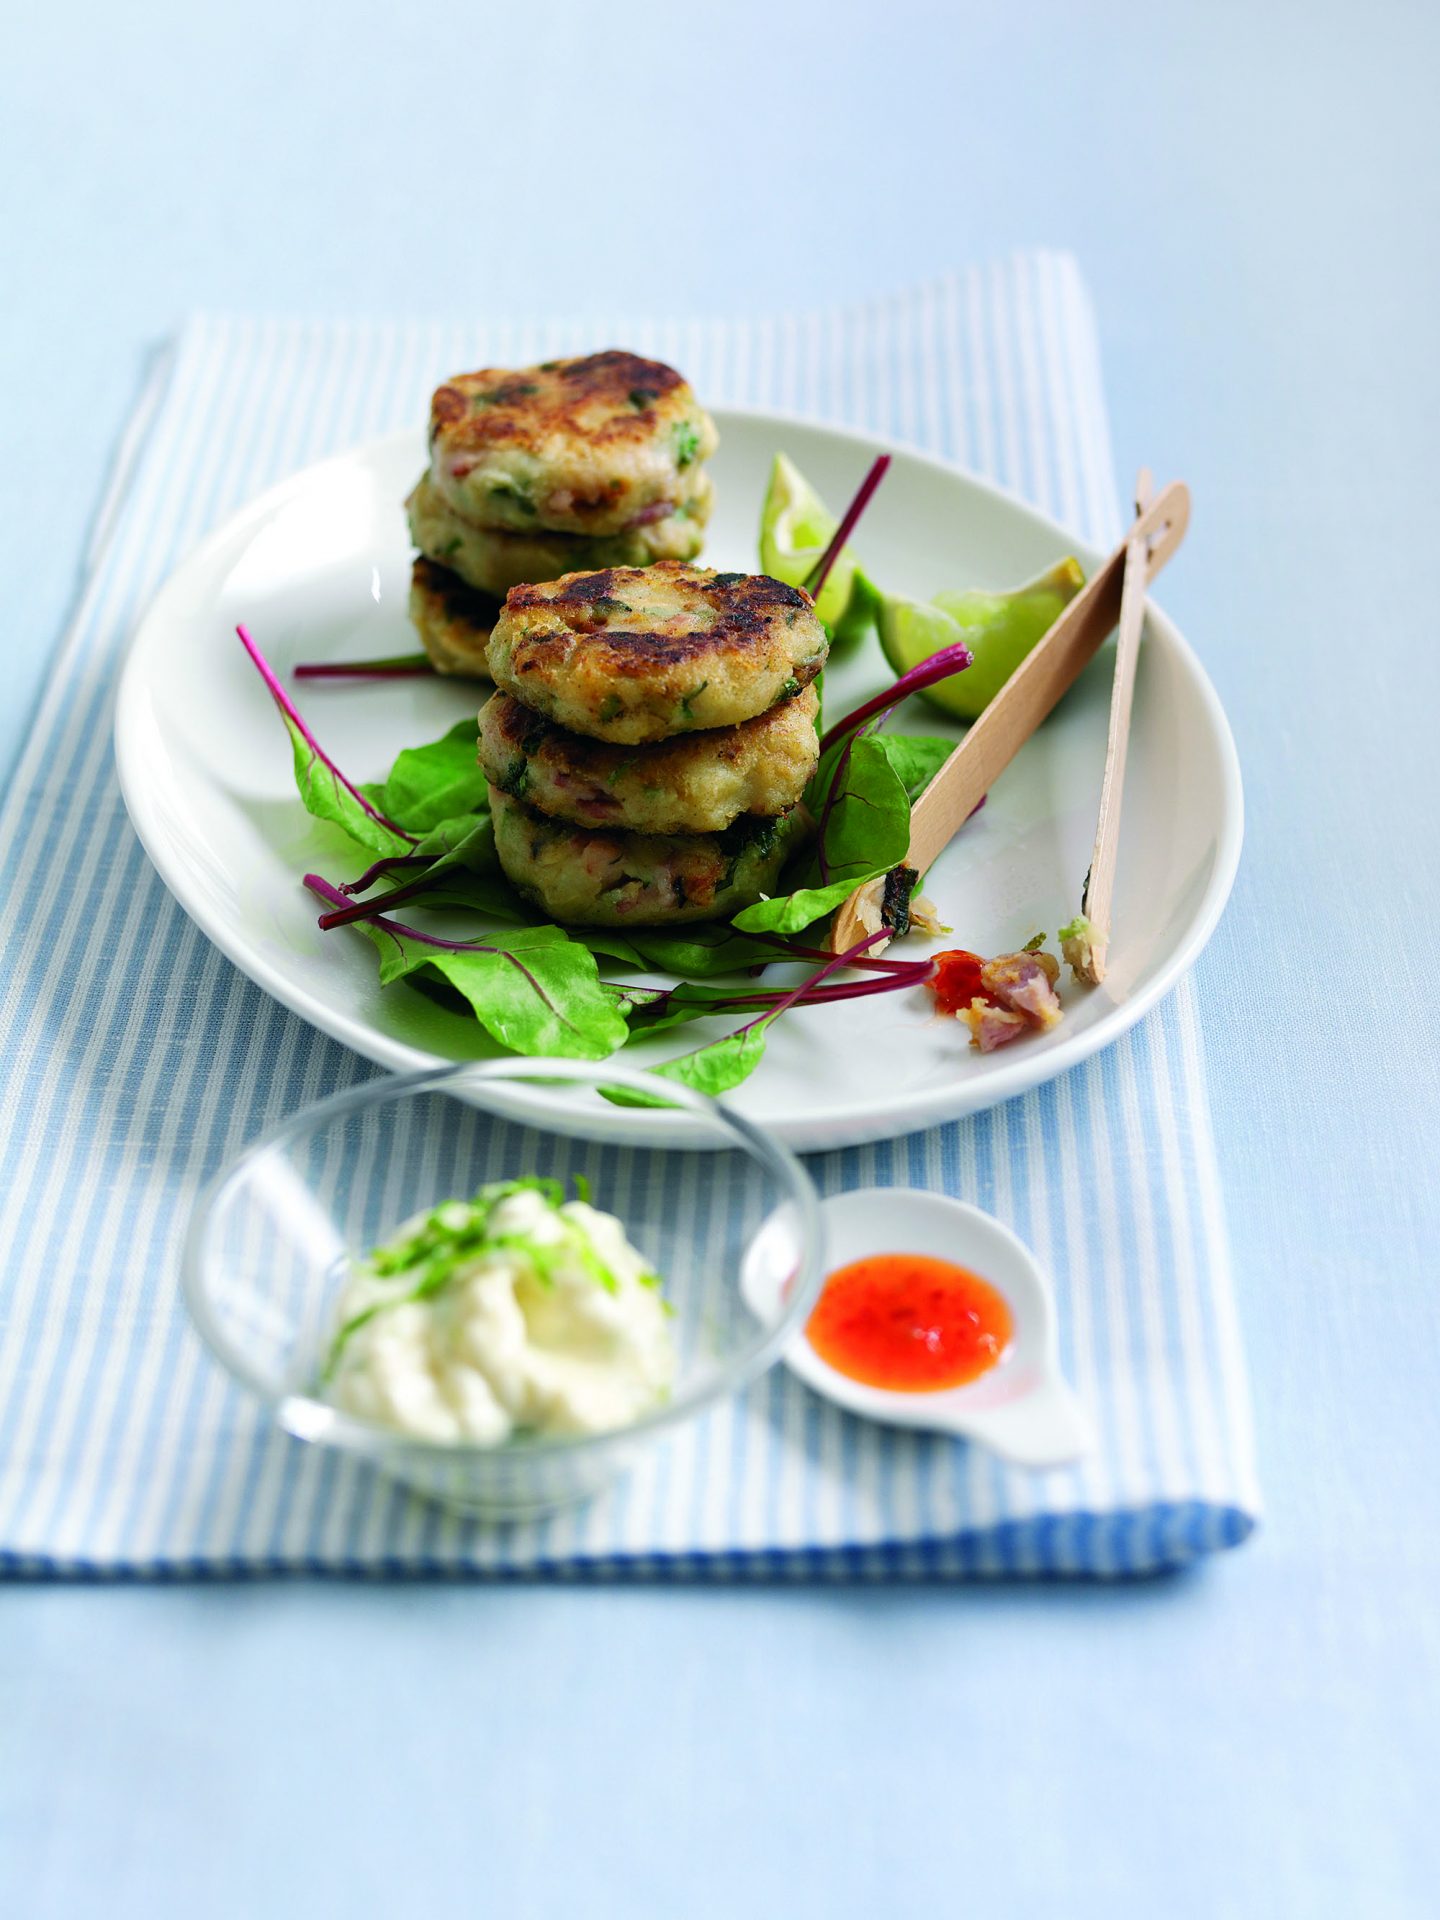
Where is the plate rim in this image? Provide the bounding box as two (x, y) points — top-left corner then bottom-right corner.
(114, 408), (1244, 1150)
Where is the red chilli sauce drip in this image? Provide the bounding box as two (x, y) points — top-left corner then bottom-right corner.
(927, 949), (990, 1017)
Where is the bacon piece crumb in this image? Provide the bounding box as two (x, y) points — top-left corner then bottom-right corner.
(980, 952), (1063, 1030)
(959, 999), (1031, 1052)
(930, 944), (1066, 1051)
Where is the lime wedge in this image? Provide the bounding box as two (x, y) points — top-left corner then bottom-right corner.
(759, 453), (878, 645)
(877, 557), (1086, 722)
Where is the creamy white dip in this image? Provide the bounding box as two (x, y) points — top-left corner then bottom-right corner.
(323, 1184), (674, 1444)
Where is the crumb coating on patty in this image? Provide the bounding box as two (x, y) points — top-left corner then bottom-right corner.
(477, 685), (819, 835)
(489, 786), (805, 927)
(428, 351), (718, 537)
(407, 558), (501, 678)
(487, 562), (829, 746)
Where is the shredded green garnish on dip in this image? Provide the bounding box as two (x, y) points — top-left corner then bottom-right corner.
(320, 1175), (637, 1382)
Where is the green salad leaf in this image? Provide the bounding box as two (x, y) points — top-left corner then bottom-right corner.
(603, 998), (773, 1107)
(734, 734), (908, 934)
(570, 925), (786, 980)
(409, 812), (503, 875)
(361, 720), (492, 834)
(619, 981), (756, 1038)
(606, 932), (906, 1104)
(647, 1024), (771, 1097)
(734, 731), (954, 935)
(331, 903), (629, 1060)
(615, 925), (784, 978)
(388, 872), (533, 920)
(876, 733), (953, 802)
(238, 624), (418, 858)
(280, 700), (416, 858)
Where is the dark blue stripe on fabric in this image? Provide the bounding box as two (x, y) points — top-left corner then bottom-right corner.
(0, 1502), (1257, 1583)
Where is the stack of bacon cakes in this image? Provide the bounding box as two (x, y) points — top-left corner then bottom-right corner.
(478, 561), (830, 927)
(406, 351), (718, 677)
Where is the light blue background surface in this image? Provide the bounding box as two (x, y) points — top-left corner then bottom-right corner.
(2, 2), (1437, 1914)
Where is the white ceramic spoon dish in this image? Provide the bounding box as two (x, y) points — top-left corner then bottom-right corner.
(742, 1187), (1093, 1468)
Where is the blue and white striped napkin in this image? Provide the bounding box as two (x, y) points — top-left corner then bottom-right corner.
(0, 255), (1259, 1577)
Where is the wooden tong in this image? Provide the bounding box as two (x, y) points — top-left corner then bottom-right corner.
(829, 479), (1191, 954)
(1070, 470), (1155, 983)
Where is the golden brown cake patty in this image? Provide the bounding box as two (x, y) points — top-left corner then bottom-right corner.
(477, 685), (819, 835)
(407, 558), (501, 677)
(489, 786), (805, 928)
(486, 562), (829, 746)
(428, 350), (718, 537)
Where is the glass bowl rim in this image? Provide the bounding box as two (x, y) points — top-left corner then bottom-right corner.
(181, 1057), (825, 1463)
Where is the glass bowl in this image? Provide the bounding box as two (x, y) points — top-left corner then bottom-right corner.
(182, 1059), (824, 1519)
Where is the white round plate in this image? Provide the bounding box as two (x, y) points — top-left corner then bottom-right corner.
(115, 410), (1241, 1151)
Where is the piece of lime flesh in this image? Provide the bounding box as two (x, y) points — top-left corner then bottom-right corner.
(876, 597), (972, 718)
(877, 558), (1086, 722)
(758, 452), (875, 642)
